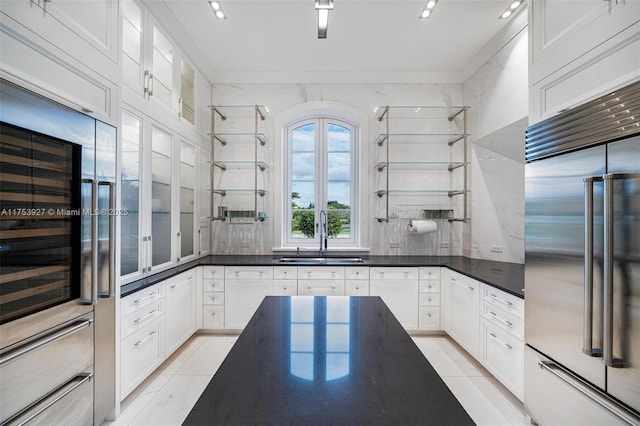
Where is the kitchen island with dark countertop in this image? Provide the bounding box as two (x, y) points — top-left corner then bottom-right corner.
(183, 295), (475, 426)
(122, 255), (524, 299)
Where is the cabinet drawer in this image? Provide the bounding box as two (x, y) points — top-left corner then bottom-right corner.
(419, 293), (440, 307)
(481, 301), (524, 340)
(419, 307), (441, 330)
(202, 305), (224, 329)
(481, 319), (524, 400)
(202, 278), (224, 293)
(203, 291), (225, 306)
(346, 280), (370, 296)
(345, 267), (369, 280)
(419, 280), (441, 293)
(202, 265), (224, 279)
(298, 267), (345, 280)
(274, 266), (297, 280)
(370, 267), (418, 280)
(121, 318), (164, 398)
(481, 285), (524, 319)
(273, 280), (297, 295)
(225, 266), (273, 280)
(298, 280), (345, 296)
(121, 284), (163, 318)
(121, 300), (164, 339)
(419, 267), (441, 280)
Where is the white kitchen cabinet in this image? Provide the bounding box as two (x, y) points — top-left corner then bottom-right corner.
(297, 267), (345, 296)
(419, 267), (441, 330)
(165, 270), (196, 355)
(120, 107), (202, 284)
(345, 267), (369, 296)
(273, 266), (298, 296)
(446, 270), (480, 357)
(224, 266), (273, 329)
(0, 0), (119, 124)
(480, 284), (525, 400)
(121, 0), (176, 115)
(202, 266), (225, 329)
(120, 282), (165, 398)
(529, 0), (640, 123)
(370, 267), (419, 330)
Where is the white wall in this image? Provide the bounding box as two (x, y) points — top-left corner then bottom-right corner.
(463, 11), (528, 264)
(210, 83), (465, 255)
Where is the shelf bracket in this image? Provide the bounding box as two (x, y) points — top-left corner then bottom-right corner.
(448, 107), (466, 122)
(212, 106), (227, 121)
(214, 134), (227, 146)
(213, 162), (227, 171)
(376, 162), (387, 172)
(448, 135), (465, 146)
(375, 134), (388, 146)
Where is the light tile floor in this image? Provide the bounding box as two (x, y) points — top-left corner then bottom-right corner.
(105, 334), (530, 426)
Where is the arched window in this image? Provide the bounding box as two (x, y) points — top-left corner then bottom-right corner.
(276, 103), (366, 251)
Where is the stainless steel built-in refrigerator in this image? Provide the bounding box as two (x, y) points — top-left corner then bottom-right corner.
(0, 80), (116, 425)
(524, 81), (640, 425)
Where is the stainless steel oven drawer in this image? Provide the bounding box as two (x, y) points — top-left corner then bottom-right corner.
(0, 313), (94, 424)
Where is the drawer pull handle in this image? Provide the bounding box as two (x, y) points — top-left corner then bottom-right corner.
(1, 373), (93, 426)
(488, 311), (513, 327)
(307, 286), (336, 290)
(133, 293), (157, 305)
(489, 292), (513, 306)
(0, 319), (92, 367)
(489, 332), (512, 350)
(134, 330), (157, 347)
(134, 310), (157, 324)
(211, 312), (216, 316)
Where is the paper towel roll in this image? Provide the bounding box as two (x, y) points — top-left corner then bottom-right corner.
(408, 219), (437, 234)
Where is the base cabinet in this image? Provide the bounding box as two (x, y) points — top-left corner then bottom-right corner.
(165, 270), (196, 354)
(224, 267), (273, 329)
(446, 271), (480, 358)
(120, 317), (164, 398)
(370, 267), (419, 330)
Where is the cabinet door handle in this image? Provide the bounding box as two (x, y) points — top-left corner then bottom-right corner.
(451, 278), (474, 291)
(134, 330), (157, 347)
(489, 332), (512, 350)
(488, 311), (513, 327)
(488, 292), (513, 306)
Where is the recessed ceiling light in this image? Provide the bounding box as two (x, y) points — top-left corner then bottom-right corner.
(209, 1), (227, 20)
(419, 0), (438, 19)
(499, 0), (525, 19)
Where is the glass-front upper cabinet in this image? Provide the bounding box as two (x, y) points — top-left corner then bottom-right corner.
(120, 109), (178, 284)
(150, 124), (173, 268)
(179, 141), (196, 260)
(179, 59), (195, 126)
(121, 0), (175, 114)
(120, 110), (142, 278)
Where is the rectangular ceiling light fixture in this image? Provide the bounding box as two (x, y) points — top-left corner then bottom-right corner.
(315, 0), (334, 39)
(419, 0), (438, 19)
(499, 0), (525, 19)
(209, 1), (227, 20)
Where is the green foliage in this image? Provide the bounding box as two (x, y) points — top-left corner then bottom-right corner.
(294, 210), (343, 238)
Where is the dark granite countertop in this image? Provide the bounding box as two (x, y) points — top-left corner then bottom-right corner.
(183, 296), (475, 426)
(121, 255), (524, 299)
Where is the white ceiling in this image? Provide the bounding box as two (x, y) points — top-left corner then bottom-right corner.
(145, 0), (527, 84)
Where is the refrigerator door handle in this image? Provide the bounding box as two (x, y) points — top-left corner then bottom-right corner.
(97, 181), (115, 298)
(539, 360), (640, 425)
(583, 177), (602, 357)
(602, 172), (639, 368)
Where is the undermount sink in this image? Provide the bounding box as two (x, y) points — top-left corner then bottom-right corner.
(276, 256), (365, 265)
